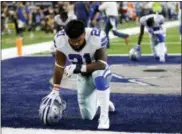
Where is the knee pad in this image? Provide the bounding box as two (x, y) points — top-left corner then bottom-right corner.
(156, 34), (165, 43)
(92, 69), (112, 91)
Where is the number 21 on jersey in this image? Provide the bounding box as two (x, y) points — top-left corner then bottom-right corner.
(68, 53), (92, 64)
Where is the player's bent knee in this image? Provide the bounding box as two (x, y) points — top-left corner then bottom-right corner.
(156, 34), (165, 43)
(92, 69), (112, 91)
(80, 108), (95, 120)
(77, 96), (95, 120)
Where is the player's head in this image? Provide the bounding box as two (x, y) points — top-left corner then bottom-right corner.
(65, 20), (86, 48)
(60, 11), (68, 22)
(146, 17), (154, 27)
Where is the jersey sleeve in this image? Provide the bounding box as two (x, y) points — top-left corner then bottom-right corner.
(54, 15), (58, 23)
(53, 30), (66, 53)
(100, 31), (108, 48)
(159, 15), (165, 25)
(139, 16), (146, 26)
(91, 28), (108, 50)
(98, 2), (108, 11)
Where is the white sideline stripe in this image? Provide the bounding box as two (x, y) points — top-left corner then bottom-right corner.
(1, 21), (179, 60)
(2, 53), (181, 61)
(108, 53), (181, 56)
(111, 41), (181, 45)
(1, 127), (156, 134)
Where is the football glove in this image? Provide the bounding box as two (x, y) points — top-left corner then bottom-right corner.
(41, 88), (61, 107)
(64, 64), (86, 77)
(133, 44), (141, 53)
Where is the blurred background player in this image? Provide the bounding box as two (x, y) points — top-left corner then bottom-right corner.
(16, 2), (33, 38)
(98, 2), (129, 48)
(51, 10), (77, 56)
(89, 2), (102, 29)
(130, 13), (168, 62)
(74, 2), (89, 26)
(54, 10), (77, 33)
(40, 20), (115, 129)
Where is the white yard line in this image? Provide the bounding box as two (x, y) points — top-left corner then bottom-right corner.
(111, 41), (181, 45)
(1, 21), (179, 60)
(1, 127), (157, 134)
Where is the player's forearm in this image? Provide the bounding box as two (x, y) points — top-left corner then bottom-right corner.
(85, 61), (106, 73)
(137, 32), (144, 45)
(53, 66), (64, 87)
(137, 25), (144, 45)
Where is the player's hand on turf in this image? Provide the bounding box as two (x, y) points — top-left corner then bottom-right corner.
(134, 44), (141, 53)
(64, 64), (76, 77)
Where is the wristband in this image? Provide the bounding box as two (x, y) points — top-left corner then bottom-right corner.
(53, 84), (60, 91)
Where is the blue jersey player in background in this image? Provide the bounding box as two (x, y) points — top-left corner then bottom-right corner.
(99, 2), (129, 48)
(74, 2), (89, 26)
(89, 2), (102, 28)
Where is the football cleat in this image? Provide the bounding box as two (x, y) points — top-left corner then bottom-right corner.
(97, 101), (115, 112)
(98, 115), (110, 129)
(109, 101), (115, 112)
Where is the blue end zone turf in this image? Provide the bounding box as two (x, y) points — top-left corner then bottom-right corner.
(1, 56), (182, 133)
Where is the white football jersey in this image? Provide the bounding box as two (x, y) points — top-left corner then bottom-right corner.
(140, 14), (165, 28)
(99, 2), (119, 16)
(54, 28), (107, 64)
(54, 14), (77, 26)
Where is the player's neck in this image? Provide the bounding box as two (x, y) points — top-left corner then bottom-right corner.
(68, 40), (86, 52)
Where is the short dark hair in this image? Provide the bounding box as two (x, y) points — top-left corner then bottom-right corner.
(146, 17), (154, 27)
(65, 20), (85, 39)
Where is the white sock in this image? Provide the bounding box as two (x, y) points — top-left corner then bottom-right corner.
(155, 42), (166, 62)
(96, 88), (110, 118)
(164, 44), (168, 55)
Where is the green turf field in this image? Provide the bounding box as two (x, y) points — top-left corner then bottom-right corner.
(1, 21), (138, 49)
(1, 23), (181, 54)
(1, 31), (54, 49)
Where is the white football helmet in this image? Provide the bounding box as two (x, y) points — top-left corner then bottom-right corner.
(129, 46), (141, 61)
(39, 95), (66, 125)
